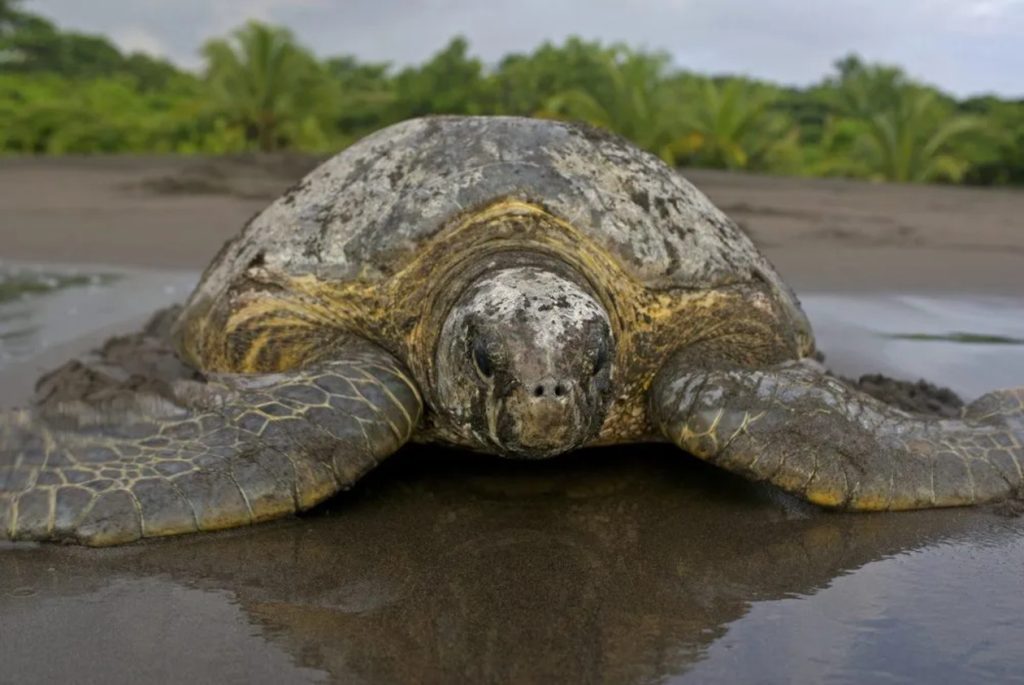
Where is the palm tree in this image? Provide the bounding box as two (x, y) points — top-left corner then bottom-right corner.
(855, 88), (983, 182)
(541, 52), (799, 173)
(668, 78), (800, 172)
(538, 47), (684, 161)
(820, 57), (986, 182)
(201, 21), (331, 151)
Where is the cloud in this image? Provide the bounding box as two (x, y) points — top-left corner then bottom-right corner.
(204, 0), (329, 32)
(109, 26), (168, 58)
(25, 0), (1024, 97)
(960, 0), (1023, 19)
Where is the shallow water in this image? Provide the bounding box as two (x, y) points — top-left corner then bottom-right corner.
(2, 264), (1024, 684)
(0, 262), (196, 371)
(802, 293), (1024, 399)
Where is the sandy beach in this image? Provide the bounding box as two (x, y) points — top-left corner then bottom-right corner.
(2, 155), (1024, 684)
(1, 154), (1022, 294)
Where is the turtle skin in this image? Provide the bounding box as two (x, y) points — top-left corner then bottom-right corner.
(0, 339), (421, 545)
(652, 360), (1024, 510)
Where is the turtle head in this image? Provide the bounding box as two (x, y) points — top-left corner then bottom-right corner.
(435, 266), (615, 458)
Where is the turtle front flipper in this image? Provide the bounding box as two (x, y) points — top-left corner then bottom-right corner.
(650, 360), (1024, 510)
(0, 340), (422, 546)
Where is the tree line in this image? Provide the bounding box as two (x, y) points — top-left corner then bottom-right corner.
(1, 0), (1022, 185)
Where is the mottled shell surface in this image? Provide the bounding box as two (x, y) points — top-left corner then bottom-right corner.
(182, 116), (797, 319)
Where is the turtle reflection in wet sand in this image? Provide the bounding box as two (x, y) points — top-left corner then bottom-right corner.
(1, 116), (1022, 545)
(6, 451), (1012, 683)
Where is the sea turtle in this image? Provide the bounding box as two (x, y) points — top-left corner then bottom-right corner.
(2, 116), (1022, 546)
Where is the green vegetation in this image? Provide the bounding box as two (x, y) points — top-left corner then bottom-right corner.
(885, 332), (1024, 345)
(1, 0), (1022, 185)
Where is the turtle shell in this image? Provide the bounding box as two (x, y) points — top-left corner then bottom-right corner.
(180, 116), (804, 334)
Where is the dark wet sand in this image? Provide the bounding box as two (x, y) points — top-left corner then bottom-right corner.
(2, 156), (1024, 683)
(4, 448), (1024, 684)
(1, 155), (1022, 294)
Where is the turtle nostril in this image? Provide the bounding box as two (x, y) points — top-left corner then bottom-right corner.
(530, 381), (569, 399)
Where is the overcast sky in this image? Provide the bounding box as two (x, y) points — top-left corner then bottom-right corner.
(27, 0), (1024, 98)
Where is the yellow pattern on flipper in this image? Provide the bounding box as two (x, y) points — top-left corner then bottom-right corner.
(0, 341), (422, 546)
(651, 362), (1024, 510)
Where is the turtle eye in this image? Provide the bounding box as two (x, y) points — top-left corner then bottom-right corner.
(592, 341), (610, 375)
(472, 338), (494, 379)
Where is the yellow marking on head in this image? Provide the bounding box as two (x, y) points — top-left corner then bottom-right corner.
(213, 286), (362, 372)
(239, 332), (272, 371)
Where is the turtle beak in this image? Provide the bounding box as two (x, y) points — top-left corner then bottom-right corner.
(494, 378), (586, 458)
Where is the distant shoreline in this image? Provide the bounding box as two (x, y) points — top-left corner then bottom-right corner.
(1, 155), (1022, 295)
